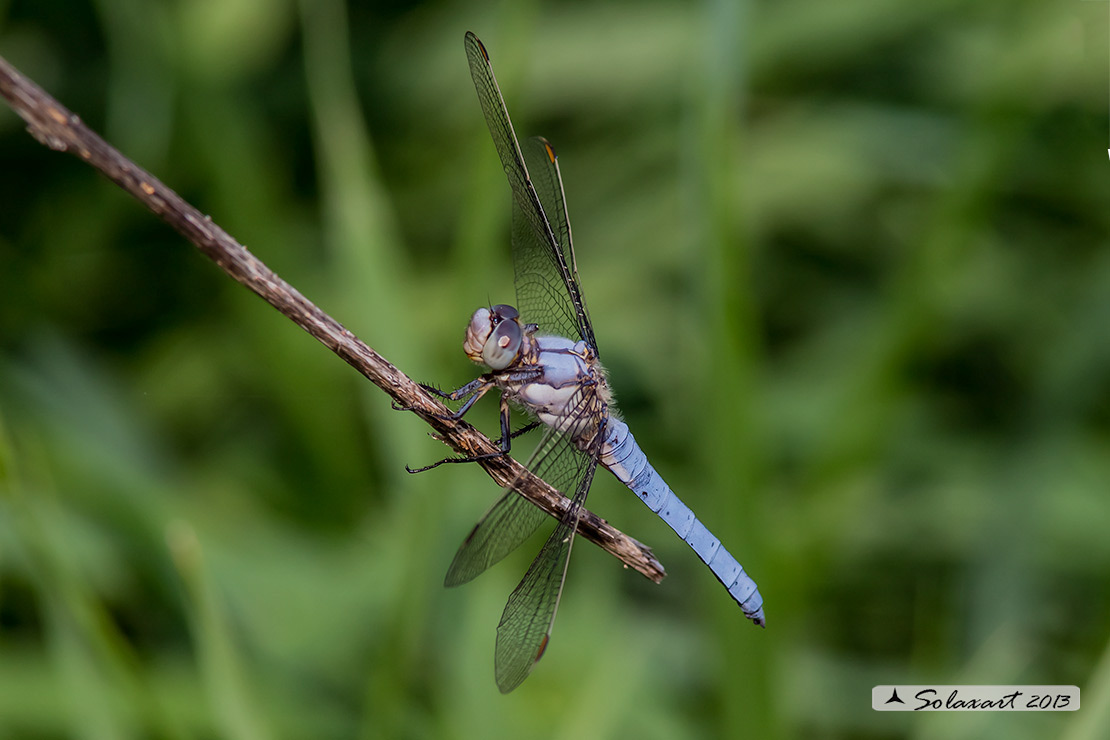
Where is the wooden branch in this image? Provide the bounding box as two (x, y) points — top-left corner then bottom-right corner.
(0, 54), (665, 584)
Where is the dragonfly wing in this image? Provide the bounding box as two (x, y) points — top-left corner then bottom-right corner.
(494, 441), (600, 693)
(444, 489), (548, 587)
(444, 406), (596, 585)
(464, 32), (597, 350)
(511, 137), (595, 348)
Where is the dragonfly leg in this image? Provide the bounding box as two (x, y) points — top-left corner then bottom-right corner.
(392, 377), (495, 421)
(500, 421), (541, 444)
(406, 452), (508, 473)
(405, 398), (539, 473)
(422, 376), (491, 402)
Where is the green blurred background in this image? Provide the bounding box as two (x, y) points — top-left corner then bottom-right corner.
(1, 0), (1108, 738)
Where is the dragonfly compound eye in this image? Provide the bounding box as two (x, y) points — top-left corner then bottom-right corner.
(482, 315), (523, 370)
(491, 304), (519, 320)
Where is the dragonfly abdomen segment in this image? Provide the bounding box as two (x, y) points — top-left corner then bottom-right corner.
(600, 418), (766, 626)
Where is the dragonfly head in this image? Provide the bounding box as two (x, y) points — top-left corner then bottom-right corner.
(464, 304), (523, 370)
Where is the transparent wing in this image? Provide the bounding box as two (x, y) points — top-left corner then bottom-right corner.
(512, 137), (594, 347)
(464, 32), (597, 351)
(443, 374), (606, 692)
(444, 425), (579, 586)
(493, 433), (601, 693)
(444, 383), (601, 585)
(443, 492), (546, 587)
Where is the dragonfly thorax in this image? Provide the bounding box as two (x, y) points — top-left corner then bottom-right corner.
(464, 304), (525, 371)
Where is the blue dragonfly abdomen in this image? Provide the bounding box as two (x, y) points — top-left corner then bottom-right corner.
(600, 418), (766, 626)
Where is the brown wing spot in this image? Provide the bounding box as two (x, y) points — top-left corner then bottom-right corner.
(539, 137), (557, 164)
(535, 634), (549, 661)
(460, 522), (481, 546)
(471, 34), (490, 62)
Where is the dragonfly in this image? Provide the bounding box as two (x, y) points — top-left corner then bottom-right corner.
(411, 31), (765, 693)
